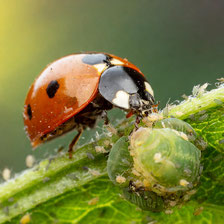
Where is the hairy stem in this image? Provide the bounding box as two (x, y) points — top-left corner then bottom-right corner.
(0, 85), (223, 223)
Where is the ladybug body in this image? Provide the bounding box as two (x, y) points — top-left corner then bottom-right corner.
(24, 53), (155, 156)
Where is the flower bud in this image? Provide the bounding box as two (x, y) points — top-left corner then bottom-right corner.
(130, 128), (201, 195)
(107, 118), (202, 211)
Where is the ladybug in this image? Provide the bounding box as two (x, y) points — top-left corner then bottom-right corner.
(23, 52), (155, 158)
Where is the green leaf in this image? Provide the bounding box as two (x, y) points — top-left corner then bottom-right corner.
(185, 105), (224, 205)
(107, 136), (133, 187)
(6, 177), (151, 224)
(0, 85), (223, 224)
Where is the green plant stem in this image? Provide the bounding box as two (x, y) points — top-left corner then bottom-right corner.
(0, 143), (110, 222)
(168, 85), (224, 119)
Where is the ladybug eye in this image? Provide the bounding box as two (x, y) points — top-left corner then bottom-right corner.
(129, 94), (141, 109)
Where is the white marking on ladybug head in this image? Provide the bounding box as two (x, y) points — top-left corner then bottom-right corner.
(112, 90), (130, 109)
(144, 82), (154, 97)
(110, 58), (124, 66)
(93, 63), (108, 74)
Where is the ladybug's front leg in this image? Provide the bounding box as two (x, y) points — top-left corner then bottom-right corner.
(68, 127), (83, 159)
(134, 115), (141, 130)
(128, 115), (141, 137)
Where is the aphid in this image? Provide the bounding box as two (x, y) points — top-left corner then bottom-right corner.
(95, 146), (107, 153)
(103, 140), (111, 147)
(174, 111), (184, 117)
(2, 206), (9, 216)
(214, 99), (223, 105)
(198, 114), (208, 121)
(88, 197), (99, 205)
(8, 197), (14, 202)
(181, 94), (189, 100)
(198, 110), (206, 115)
(82, 166), (89, 171)
(165, 209), (173, 214)
(193, 206), (204, 216)
(192, 83), (209, 97)
(179, 179), (190, 187)
(42, 177), (50, 183)
(169, 201), (177, 207)
(86, 152), (95, 160)
(132, 168), (141, 177)
(188, 114), (196, 121)
(89, 169), (100, 176)
(217, 77), (224, 83)
(143, 113), (163, 127)
(66, 173), (79, 180)
(116, 175), (126, 184)
(2, 168), (11, 181)
(25, 155), (35, 168)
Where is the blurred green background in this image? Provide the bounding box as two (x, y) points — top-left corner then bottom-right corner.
(0, 0), (223, 173)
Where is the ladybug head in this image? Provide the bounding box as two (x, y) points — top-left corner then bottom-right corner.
(129, 90), (155, 117)
(99, 65), (156, 117)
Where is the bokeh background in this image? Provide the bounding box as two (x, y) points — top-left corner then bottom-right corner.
(0, 0), (223, 173)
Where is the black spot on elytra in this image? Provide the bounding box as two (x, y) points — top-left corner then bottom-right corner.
(46, 80), (60, 98)
(27, 104), (32, 120)
(82, 53), (111, 66)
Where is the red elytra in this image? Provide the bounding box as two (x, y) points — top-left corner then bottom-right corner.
(23, 53), (145, 149)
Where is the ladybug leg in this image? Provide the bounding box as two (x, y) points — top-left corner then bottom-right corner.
(129, 115), (141, 136)
(101, 110), (109, 125)
(134, 115), (141, 130)
(68, 127), (83, 159)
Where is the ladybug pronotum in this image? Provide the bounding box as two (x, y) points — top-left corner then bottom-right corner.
(23, 52), (156, 158)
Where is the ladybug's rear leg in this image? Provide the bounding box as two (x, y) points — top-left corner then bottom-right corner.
(68, 127), (83, 159)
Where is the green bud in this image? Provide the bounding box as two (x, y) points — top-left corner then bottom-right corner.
(130, 128), (201, 195)
(107, 118), (202, 211)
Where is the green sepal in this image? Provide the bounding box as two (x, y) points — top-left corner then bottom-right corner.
(107, 136), (133, 187)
